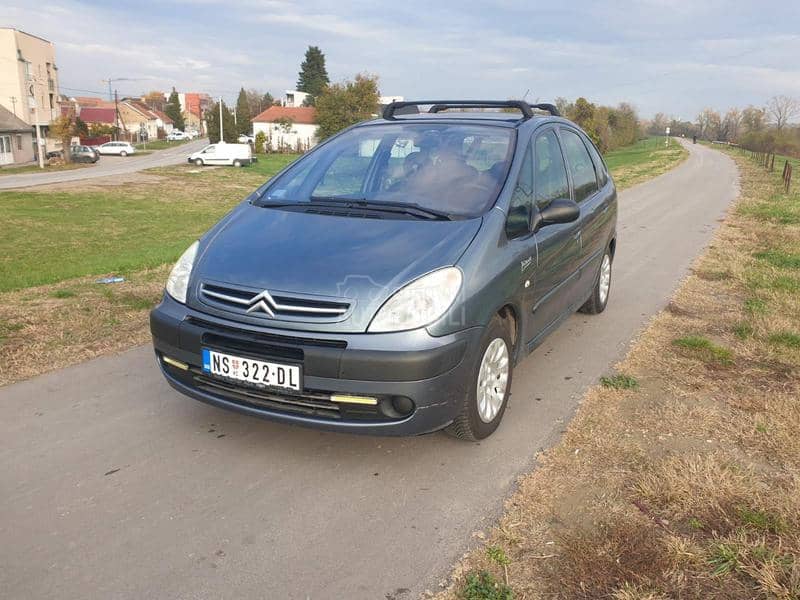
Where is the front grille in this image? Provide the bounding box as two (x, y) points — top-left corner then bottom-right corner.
(199, 282), (352, 323)
(185, 317), (348, 349)
(193, 372), (343, 419)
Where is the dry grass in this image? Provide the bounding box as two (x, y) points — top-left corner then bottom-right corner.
(439, 149), (800, 598)
(0, 266), (168, 386)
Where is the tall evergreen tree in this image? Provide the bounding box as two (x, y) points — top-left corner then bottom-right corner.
(296, 46), (329, 105)
(205, 100), (237, 144)
(235, 88), (252, 136)
(165, 87), (185, 131)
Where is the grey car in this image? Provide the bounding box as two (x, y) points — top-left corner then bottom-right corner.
(70, 145), (99, 163)
(150, 100), (617, 440)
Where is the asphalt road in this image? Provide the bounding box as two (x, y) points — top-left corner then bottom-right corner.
(0, 138), (208, 189)
(0, 141), (738, 599)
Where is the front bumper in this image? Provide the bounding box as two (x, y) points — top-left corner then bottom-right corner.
(150, 294), (483, 435)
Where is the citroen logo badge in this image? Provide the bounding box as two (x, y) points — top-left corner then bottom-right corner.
(246, 290), (277, 317)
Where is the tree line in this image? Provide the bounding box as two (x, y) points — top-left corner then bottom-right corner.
(554, 97), (641, 152)
(648, 95), (800, 157)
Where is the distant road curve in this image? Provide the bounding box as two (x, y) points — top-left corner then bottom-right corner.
(0, 138), (208, 190)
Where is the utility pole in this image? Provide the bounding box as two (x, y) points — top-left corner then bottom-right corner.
(114, 89), (121, 141)
(10, 96), (17, 117)
(219, 96), (223, 142)
(29, 82), (45, 169)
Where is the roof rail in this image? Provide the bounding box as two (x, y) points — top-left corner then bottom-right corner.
(383, 100), (542, 120)
(529, 103), (560, 116)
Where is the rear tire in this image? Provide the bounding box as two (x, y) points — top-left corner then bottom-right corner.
(194, 158), (203, 166)
(446, 315), (513, 441)
(580, 250), (612, 314)
(120, 151), (127, 157)
(233, 159), (242, 167)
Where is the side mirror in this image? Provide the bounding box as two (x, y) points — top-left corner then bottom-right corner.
(530, 198), (580, 233)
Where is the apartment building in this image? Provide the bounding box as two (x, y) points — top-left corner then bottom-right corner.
(0, 28), (60, 130)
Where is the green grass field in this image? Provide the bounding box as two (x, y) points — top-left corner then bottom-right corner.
(0, 162), (89, 176)
(0, 139), (683, 294)
(0, 154), (298, 292)
(134, 138), (193, 151)
(603, 136), (688, 189)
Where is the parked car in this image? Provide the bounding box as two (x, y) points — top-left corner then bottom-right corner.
(95, 141), (136, 157)
(237, 134), (255, 144)
(167, 131), (188, 141)
(152, 100), (617, 440)
(70, 145), (99, 163)
(188, 142), (253, 167)
(184, 129), (199, 140)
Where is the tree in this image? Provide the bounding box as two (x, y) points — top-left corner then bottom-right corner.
(647, 113), (669, 136)
(720, 108), (742, 142)
(235, 87), (251, 136)
(740, 106), (767, 134)
(315, 73), (380, 141)
(554, 97), (571, 117)
(696, 108), (722, 140)
(49, 108), (81, 163)
(245, 89), (275, 118)
(165, 87), (185, 131)
(254, 130), (267, 154)
(767, 95), (799, 129)
(296, 46), (329, 105)
(205, 100), (237, 143)
(143, 91), (165, 112)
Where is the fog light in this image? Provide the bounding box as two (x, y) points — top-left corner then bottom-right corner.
(330, 394), (378, 406)
(162, 355), (189, 371)
(391, 396), (414, 416)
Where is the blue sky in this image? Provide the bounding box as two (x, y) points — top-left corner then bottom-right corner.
(4, 0), (799, 119)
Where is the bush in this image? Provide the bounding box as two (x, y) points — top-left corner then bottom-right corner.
(254, 131), (267, 154)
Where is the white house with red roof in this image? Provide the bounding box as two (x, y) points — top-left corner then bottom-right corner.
(251, 106), (317, 152)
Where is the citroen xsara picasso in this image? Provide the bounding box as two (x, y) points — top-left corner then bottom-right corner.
(150, 100), (617, 440)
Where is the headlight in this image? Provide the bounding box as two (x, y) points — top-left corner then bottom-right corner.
(368, 267), (462, 333)
(166, 241), (199, 303)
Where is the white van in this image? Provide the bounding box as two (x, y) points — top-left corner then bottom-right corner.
(188, 142), (254, 167)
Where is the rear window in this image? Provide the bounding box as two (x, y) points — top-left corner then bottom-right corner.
(258, 123), (515, 218)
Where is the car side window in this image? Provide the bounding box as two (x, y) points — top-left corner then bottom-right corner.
(505, 143), (533, 238)
(584, 137), (609, 187)
(560, 129), (599, 202)
(533, 130), (569, 210)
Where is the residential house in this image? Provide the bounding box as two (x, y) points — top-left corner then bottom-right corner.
(283, 90), (310, 107)
(0, 28), (60, 152)
(118, 100), (160, 140)
(0, 103), (34, 166)
(150, 108), (174, 134)
(77, 106), (116, 128)
(251, 106), (317, 152)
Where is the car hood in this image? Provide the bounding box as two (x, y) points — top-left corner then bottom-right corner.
(189, 203), (481, 332)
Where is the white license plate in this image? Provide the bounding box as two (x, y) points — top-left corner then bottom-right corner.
(202, 348), (301, 391)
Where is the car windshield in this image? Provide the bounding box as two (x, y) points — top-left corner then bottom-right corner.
(255, 123), (515, 218)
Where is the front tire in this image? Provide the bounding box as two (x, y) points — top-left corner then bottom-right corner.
(120, 151), (127, 157)
(580, 250), (612, 314)
(446, 315), (513, 441)
(233, 159), (242, 167)
(194, 158), (204, 166)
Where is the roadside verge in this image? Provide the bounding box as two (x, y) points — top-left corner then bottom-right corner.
(438, 147), (799, 598)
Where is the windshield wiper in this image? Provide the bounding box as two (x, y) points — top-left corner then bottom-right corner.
(308, 196), (452, 221)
